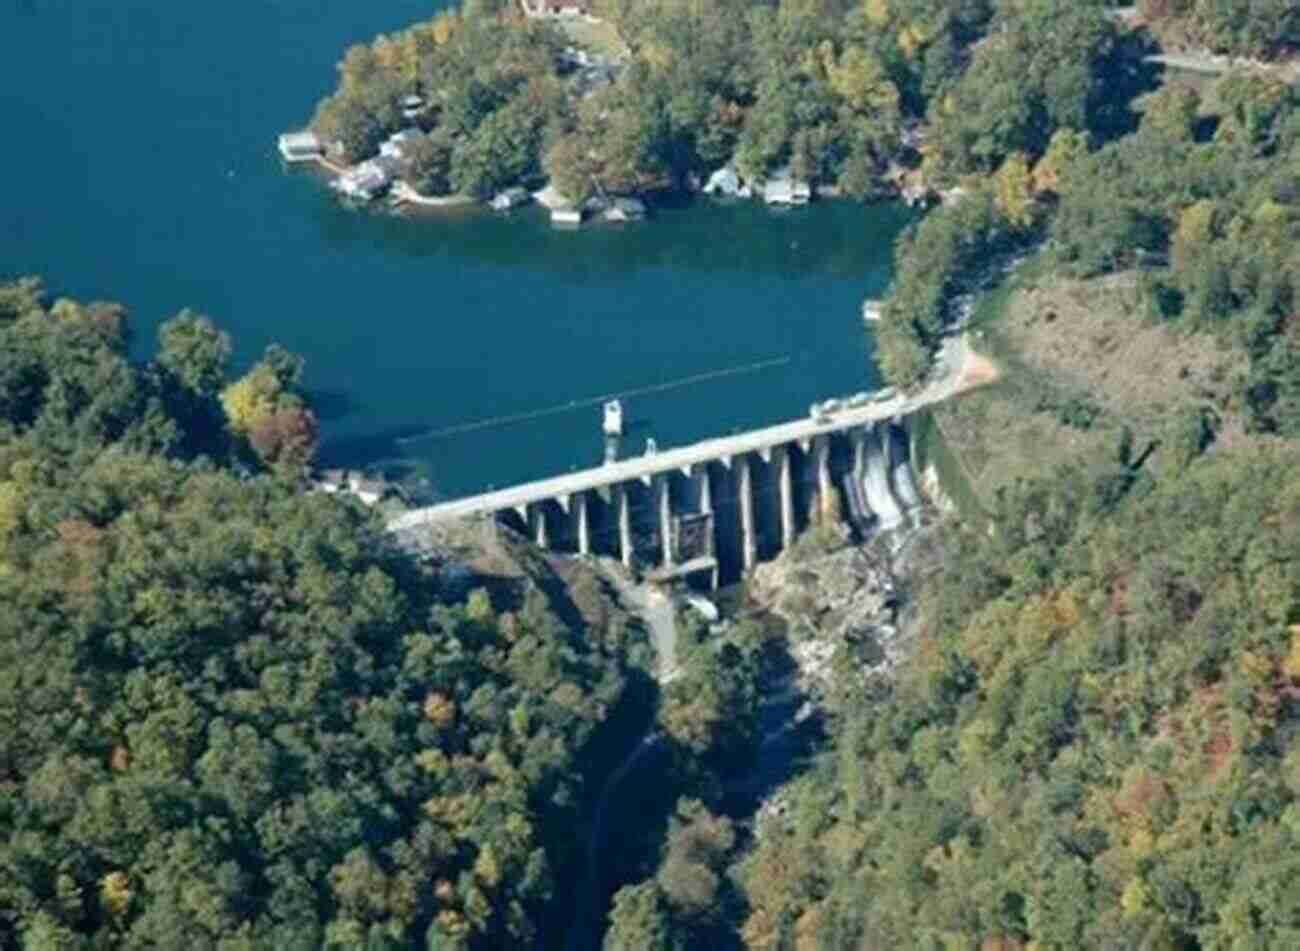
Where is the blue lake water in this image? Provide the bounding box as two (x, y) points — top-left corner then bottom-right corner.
(1, 0), (913, 498)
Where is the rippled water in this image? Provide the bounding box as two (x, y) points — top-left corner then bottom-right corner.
(2, 0), (912, 497)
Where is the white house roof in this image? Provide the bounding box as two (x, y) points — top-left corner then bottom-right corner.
(764, 178), (794, 202)
(276, 131), (319, 155)
(704, 166), (740, 195)
(279, 130), (321, 152)
(337, 163), (390, 195)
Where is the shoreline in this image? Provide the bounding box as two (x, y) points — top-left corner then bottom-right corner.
(290, 163), (922, 224)
(389, 180), (475, 209)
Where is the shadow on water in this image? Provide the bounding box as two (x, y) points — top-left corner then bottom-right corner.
(317, 424), (449, 505)
(317, 424), (437, 469)
(306, 185), (918, 284)
(302, 387), (359, 423)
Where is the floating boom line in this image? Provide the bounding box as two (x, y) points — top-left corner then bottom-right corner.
(395, 355), (795, 445)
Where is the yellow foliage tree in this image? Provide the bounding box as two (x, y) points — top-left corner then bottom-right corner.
(220, 364), (280, 434)
(1283, 625), (1300, 682)
(864, 0), (890, 27)
(430, 12), (458, 46)
(827, 46), (900, 121)
(1120, 876), (1150, 917)
(473, 844), (502, 888)
(0, 481), (21, 555)
(1171, 200), (1218, 270)
(100, 871), (132, 917)
(897, 23), (928, 59)
(1031, 128), (1088, 194)
(994, 152), (1035, 228)
(423, 691), (457, 728)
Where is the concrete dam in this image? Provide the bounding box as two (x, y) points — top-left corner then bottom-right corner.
(389, 382), (945, 587)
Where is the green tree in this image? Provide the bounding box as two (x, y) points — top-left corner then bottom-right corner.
(404, 129), (455, 196)
(157, 309), (230, 397)
(604, 882), (676, 951)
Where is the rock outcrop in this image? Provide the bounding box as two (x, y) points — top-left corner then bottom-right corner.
(748, 537), (905, 696)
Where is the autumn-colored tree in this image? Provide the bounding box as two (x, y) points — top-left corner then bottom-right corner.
(994, 152), (1036, 228)
(247, 404), (319, 469)
(1031, 128), (1089, 194)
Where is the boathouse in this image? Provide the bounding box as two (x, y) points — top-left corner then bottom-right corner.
(604, 197), (646, 222)
(491, 187), (530, 211)
(522, 0), (590, 17)
(763, 170), (811, 206)
(278, 130), (322, 163)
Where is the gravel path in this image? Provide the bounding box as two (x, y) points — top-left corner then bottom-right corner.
(596, 562), (679, 681)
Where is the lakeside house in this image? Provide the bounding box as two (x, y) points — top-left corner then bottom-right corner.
(703, 165), (753, 198)
(491, 187), (531, 211)
(322, 129), (423, 203)
(862, 299), (883, 322)
(603, 197), (646, 222)
(558, 46), (589, 69)
(763, 169), (811, 206)
(278, 130), (323, 163)
(901, 180), (932, 207)
(533, 183), (583, 223)
(380, 129), (423, 161)
(521, 0), (591, 17)
(317, 469), (389, 506)
(334, 161), (392, 201)
(400, 94), (425, 121)
(899, 122), (926, 151)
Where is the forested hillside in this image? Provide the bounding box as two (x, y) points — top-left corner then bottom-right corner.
(6, 0), (1299, 948)
(872, 9), (1298, 401)
(732, 3), (1300, 945)
(1132, 0), (1298, 59)
(739, 443), (1300, 947)
(0, 280), (641, 948)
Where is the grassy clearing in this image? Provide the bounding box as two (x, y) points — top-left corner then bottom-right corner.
(910, 410), (988, 521)
(934, 261), (1250, 506)
(558, 17), (627, 58)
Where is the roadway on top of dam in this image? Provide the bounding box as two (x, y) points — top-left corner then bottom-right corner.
(389, 335), (981, 531)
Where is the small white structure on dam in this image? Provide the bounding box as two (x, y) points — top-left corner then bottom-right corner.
(603, 399), (624, 436)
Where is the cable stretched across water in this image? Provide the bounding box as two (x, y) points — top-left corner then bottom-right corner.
(394, 354), (795, 445)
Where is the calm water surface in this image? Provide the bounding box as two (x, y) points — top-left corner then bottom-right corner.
(1, 0), (912, 498)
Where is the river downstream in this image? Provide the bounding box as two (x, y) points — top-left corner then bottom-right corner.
(3, 0), (912, 499)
